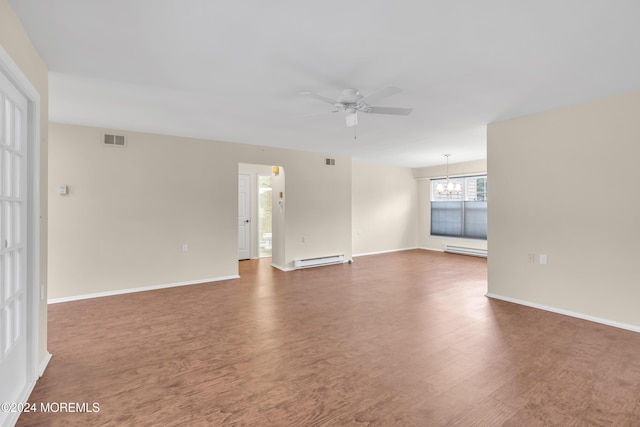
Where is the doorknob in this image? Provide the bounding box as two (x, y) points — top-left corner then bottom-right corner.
(245, 219), (250, 223)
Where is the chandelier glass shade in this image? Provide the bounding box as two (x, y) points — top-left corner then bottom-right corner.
(436, 180), (461, 194)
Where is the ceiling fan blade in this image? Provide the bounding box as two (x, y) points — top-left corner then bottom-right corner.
(359, 86), (402, 106)
(300, 91), (336, 105)
(366, 106), (413, 116)
(346, 113), (358, 127)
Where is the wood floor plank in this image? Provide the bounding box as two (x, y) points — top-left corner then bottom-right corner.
(16, 250), (640, 426)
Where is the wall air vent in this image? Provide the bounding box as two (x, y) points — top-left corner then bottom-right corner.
(103, 133), (126, 147)
(325, 158), (336, 166)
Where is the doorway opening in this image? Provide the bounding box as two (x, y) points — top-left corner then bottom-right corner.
(257, 174), (272, 258)
(238, 163), (281, 263)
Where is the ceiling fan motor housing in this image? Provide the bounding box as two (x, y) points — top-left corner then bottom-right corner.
(337, 88), (363, 105)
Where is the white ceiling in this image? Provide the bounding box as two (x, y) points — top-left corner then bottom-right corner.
(10, 0), (640, 168)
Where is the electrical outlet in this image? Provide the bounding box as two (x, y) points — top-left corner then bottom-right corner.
(539, 254), (547, 265)
(182, 244), (189, 253)
(528, 253), (535, 263)
(301, 236), (306, 243)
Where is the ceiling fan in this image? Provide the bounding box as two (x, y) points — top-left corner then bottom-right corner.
(300, 86), (413, 127)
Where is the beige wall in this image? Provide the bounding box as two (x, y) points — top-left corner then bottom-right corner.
(0, 0), (49, 365)
(48, 123), (352, 298)
(413, 159), (487, 252)
(352, 161), (418, 256)
(488, 90), (640, 329)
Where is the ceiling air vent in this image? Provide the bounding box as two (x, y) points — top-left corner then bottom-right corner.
(103, 133), (126, 147)
(325, 158), (336, 166)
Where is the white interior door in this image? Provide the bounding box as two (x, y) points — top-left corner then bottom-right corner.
(238, 174), (251, 260)
(0, 69), (29, 422)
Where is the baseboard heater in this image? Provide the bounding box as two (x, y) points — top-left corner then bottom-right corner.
(444, 245), (488, 258)
(294, 254), (345, 269)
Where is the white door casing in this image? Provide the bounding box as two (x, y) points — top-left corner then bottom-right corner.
(238, 174), (251, 260)
(0, 65), (28, 424)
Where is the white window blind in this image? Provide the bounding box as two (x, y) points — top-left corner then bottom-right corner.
(431, 175), (487, 239)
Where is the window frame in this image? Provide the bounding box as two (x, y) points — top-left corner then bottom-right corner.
(430, 174), (487, 240)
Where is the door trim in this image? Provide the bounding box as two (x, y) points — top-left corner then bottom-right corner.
(0, 43), (42, 420)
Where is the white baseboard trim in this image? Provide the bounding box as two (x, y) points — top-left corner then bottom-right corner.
(48, 275), (240, 304)
(38, 351), (52, 377)
(418, 247), (445, 253)
(352, 247), (418, 258)
(8, 378), (38, 427)
(485, 293), (640, 334)
(271, 263), (294, 272)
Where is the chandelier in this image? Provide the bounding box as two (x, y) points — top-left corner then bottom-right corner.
(436, 154), (461, 195)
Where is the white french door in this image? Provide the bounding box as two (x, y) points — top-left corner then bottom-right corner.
(238, 174), (251, 260)
(0, 68), (28, 423)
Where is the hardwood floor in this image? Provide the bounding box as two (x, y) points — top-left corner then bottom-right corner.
(18, 250), (640, 426)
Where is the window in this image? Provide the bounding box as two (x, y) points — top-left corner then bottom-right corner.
(431, 175), (487, 239)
